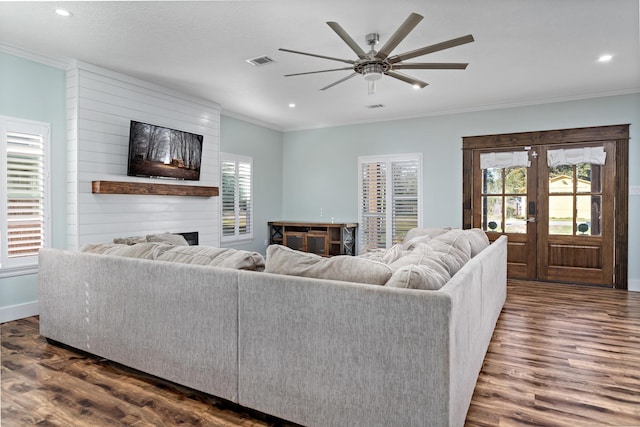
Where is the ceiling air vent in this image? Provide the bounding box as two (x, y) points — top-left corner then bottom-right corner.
(366, 104), (384, 109)
(246, 56), (276, 66)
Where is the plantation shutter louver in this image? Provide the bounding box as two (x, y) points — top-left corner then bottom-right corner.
(358, 154), (422, 252)
(237, 161), (251, 235)
(221, 154), (253, 241)
(221, 160), (236, 237)
(391, 158), (419, 242)
(6, 131), (44, 258)
(360, 160), (387, 251)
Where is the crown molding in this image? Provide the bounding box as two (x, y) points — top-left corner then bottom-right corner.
(282, 88), (640, 132)
(0, 43), (70, 70)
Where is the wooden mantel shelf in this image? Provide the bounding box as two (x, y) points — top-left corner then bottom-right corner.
(92, 181), (219, 197)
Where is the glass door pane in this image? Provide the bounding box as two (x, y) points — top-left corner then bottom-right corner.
(481, 166), (527, 235)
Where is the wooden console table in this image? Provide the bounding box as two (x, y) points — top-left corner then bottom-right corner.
(268, 221), (357, 256)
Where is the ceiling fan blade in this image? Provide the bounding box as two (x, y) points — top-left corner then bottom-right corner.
(388, 34), (475, 64)
(284, 67), (354, 77)
(320, 72), (358, 91)
(326, 22), (368, 59)
(375, 12), (423, 61)
(385, 70), (428, 88)
(393, 62), (468, 70)
(279, 48), (355, 65)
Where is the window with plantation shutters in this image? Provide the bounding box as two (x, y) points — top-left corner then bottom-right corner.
(358, 154), (422, 253)
(1, 117), (50, 276)
(221, 153), (253, 242)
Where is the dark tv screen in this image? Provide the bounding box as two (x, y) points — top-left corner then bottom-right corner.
(127, 121), (203, 181)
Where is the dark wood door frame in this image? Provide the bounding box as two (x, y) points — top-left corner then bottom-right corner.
(462, 124), (629, 289)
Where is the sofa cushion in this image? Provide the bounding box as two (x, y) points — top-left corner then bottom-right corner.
(146, 233), (190, 246)
(113, 235), (147, 245)
(388, 248), (450, 275)
(402, 227), (450, 245)
(385, 263), (451, 290)
(463, 228), (490, 257)
(80, 242), (171, 259)
(419, 230), (472, 276)
(358, 243), (407, 264)
(265, 245), (392, 285)
(156, 245), (265, 271)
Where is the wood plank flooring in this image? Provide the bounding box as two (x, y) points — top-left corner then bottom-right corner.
(2, 280), (640, 426)
(466, 280), (640, 426)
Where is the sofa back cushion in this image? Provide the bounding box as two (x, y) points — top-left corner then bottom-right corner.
(463, 228), (490, 257)
(146, 233), (190, 246)
(156, 246), (265, 271)
(385, 263), (451, 290)
(80, 242), (171, 259)
(265, 245), (393, 285)
(81, 242), (265, 271)
(402, 227), (450, 244)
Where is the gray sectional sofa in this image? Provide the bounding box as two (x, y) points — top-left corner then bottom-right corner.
(38, 229), (507, 427)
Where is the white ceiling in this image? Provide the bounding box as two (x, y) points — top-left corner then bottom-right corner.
(1, 1), (639, 131)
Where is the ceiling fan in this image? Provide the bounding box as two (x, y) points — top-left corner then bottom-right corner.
(279, 12), (474, 94)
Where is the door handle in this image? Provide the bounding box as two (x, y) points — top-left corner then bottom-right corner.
(526, 217), (536, 223)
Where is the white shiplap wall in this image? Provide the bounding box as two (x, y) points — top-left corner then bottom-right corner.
(67, 60), (221, 249)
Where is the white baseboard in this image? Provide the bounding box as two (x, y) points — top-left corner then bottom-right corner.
(0, 301), (39, 323)
(628, 279), (640, 292)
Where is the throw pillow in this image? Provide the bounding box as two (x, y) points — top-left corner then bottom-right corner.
(265, 245), (393, 285)
(80, 243), (122, 254)
(425, 230), (472, 276)
(156, 245), (266, 271)
(358, 243), (407, 264)
(402, 227), (450, 244)
(388, 248), (451, 278)
(464, 228), (490, 257)
(385, 263), (450, 290)
(146, 233), (190, 246)
(113, 235), (146, 245)
(81, 242), (171, 259)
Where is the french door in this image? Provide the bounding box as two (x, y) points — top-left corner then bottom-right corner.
(462, 125), (629, 288)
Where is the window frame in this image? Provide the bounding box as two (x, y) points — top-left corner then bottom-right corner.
(357, 153), (423, 252)
(0, 116), (51, 278)
(220, 152), (253, 243)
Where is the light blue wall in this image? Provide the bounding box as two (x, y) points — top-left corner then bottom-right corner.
(220, 115), (283, 254)
(0, 52), (66, 314)
(2, 48), (638, 320)
(283, 93), (640, 283)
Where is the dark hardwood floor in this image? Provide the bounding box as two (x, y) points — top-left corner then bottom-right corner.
(466, 280), (640, 426)
(2, 280), (640, 426)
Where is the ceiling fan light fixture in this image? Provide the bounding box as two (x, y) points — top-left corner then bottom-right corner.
(363, 63), (383, 81)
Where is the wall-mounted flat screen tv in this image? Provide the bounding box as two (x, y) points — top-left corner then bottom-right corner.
(127, 120), (203, 181)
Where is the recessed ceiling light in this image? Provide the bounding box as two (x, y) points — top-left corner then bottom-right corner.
(55, 8), (72, 17)
(598, 54), (613, 62)
(288, 103), (296, 108)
